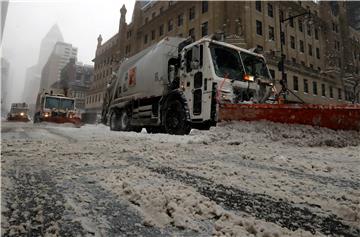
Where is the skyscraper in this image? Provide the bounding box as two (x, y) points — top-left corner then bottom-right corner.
(40, 41), (77, 90)
(1, 57), (10, 114)
(22, 24), (63, 110)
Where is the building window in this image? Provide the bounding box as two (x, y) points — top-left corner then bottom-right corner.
(330, 86), (334, 98)
(256, 1), (261, 12)
(151, 30), (155, 40)
(280, 10), (284, 21)
(321, 84), (326, 97)
(290, 36), (295, 49)
(304, 79), (309, 93)
(307, 24), (311, 36)
(298, 19), (303, 32)
(292, 57), (296, 64)
(152, 12), (156, 19)
(160, 7), (164, 13)
(267, 3), (273, 17)
(335, 40), (340, 51)
(316, 48), (320, 59)
(256, 20), (262, 35)
(168, 19), (173, 32)
(201, 21), (208, 37)
(315, 29), (319, 40)
(144, 34), (148, 44)
(338, 88), (342, 100)
(189, 28), (195, 40)
(178, 14), (184, 26)
(145, 17), (149, 24)
(308, 44), (312, 56)
(127, 30), (132, 39)
(289, 15), (294, 28)
(268, 26), (274, 41)
(202, 1), (208, 13)
(159, 24), (164, 36)
(189, 6), (195, 20)
(313, 81), (318, 95)
(293, 76), (299, 91)
(300, 40), (304, 52)
(125, 45), (131, 55)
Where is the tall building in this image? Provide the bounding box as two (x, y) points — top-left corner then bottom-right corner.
(1, 57), (10, 114)
(22, 24), (64, 111)
(39, 41), (77, 91)
(86, 0), (360, 118)
(50, 58), (93, 113)
(1, 0), (9, 43)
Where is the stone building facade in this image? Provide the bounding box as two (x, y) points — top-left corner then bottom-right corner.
(85, 1), (360, 120)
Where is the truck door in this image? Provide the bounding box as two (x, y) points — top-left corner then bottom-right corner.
(182, 44), (213, 122)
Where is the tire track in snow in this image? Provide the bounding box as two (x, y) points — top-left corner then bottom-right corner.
(149, 166), (360, 237)
(59, 175), (167, 237)
(1, 165), (86, 236)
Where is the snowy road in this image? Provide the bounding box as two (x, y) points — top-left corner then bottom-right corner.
(1, 121), (360, 236)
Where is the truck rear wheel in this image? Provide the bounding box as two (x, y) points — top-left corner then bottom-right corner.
(163, 100), (191, 135)
(119, 110), (131, 131)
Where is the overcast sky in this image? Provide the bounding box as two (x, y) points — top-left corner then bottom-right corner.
(2, 0), (135, 106)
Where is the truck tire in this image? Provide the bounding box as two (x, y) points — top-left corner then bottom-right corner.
(110, 111), (121, 131)
(119, 110), (131, 131)
(163, 99), (191, 135)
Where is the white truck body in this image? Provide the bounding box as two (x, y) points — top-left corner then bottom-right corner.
(102, 36), (273, 134)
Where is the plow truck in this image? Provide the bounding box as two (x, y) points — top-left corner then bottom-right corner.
(101, 36), (274, 135)
(7, 103), (31, 122)
(33, 90), (81, 126)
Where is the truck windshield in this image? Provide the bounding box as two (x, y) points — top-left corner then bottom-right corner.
(11, 108), (28, 113)
(210, 44), (244, 80)
(45, 97), (60, 109)
(45, 97), (75, 110)
(240, 52), (270, 79)
(60, 99), (75, 110)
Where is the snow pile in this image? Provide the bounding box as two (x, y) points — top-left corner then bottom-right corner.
(92, 165), (322, 236)
(191, 121), (360, 148)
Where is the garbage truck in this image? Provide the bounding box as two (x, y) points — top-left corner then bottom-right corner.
(102, 36), (274, 135)
(7, 102), (31, 122)
(33, 89), (81, 126)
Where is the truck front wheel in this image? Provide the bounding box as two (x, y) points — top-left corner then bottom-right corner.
(163, 100), (191, 135)
(110, 111), (121, 131)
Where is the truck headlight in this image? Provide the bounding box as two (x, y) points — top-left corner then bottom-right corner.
(44, 113), (50, 118)
(20, 112), (24, 116)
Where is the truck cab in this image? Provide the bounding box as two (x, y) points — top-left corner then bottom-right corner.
(7, 103), (30, 122)
(34, 91), (81, 125)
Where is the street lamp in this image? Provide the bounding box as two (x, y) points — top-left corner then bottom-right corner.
(278, 10), (311, 102)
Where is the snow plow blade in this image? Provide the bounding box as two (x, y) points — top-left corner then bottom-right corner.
(7, 117), (30, 122)
(219, 104), (360, 131)
(41, 117), (82, 127)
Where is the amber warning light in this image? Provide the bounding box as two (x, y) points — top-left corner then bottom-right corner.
(243, 74), (254, 82)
